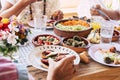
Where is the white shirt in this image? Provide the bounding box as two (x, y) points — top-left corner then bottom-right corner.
(6, 0), (60, 24)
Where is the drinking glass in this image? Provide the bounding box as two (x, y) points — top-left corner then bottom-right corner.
(33, 1), (47, 32)
(34, 14), (47, 31)
(100, 21), (114, 44)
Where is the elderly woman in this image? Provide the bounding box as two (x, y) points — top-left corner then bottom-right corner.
(0, 0), (63, 24)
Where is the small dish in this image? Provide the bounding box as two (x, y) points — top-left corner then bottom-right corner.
(32, 34), (60, 47)
(62, 36), (90, 53)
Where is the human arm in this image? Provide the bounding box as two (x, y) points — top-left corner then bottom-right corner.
(90, 4), (120, 20)
(0, 0), (37, 18)
(47, 55), (76, 80)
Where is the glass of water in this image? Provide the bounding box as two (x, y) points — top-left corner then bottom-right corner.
(100, 21), (114, 44)
(34, 14), (47, 31)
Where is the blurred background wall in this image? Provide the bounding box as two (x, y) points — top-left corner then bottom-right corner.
(60, 0), (80, 18)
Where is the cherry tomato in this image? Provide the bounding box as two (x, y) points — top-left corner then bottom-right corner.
(38, 39), (43, 45)
(44, 41), (51, 45)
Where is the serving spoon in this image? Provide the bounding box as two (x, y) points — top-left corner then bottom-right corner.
(96, 9), (119, 25)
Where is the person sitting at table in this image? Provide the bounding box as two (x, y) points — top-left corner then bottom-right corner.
(0, 0), (63, 24)
(90, 4), (120, 20)
(0, 55), (76, 80)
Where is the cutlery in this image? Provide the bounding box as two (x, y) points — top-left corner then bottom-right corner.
(96, 9), (119, 25)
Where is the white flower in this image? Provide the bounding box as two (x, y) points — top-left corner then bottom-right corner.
(8, 24), (19, 32)
(1, 31), (8, 40)
(7, 33), (18, 46)
(8, 24), (13, 31)
(14, 28), (19, 32)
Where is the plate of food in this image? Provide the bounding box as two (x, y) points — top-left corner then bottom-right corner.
(27, 20), (55, 29)
(32, 34), (60, 47)
(28, 45), (80, 71)
(88, 43), (120, 66)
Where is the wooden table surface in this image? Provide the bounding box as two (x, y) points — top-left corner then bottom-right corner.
(28, 57), (120, 80)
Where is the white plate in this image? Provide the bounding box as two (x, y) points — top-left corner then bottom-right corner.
(88, 43), (120, 67)
(27, 20), (53, 29)
(28, 45), (80, 71)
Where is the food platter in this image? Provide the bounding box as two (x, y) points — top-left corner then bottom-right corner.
(28, 45), (80, 71)
(88, 43), (120, 67)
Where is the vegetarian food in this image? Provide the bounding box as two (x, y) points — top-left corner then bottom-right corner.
(87, 30), (119, 44)
(33, 35), (60, 46)
(63, 36), (87, 47)
(40, 50), (69, 68)
(79, 51), (90, 64)
(87, 30), (100, 44)
(98, 47), (120, 65)
(115, 26), (120, 32)
(55, 20), (90, 31)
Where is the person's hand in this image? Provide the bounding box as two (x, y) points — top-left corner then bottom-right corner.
(90, 4), (109, 20)
(90, 4), (102, 16)
(47, 55), (76, 80)
(51, 10), (64, 21)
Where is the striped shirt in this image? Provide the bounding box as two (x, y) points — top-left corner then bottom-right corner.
(0, 57), (30, 80)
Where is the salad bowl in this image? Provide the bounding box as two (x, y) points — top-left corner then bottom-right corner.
(53, 19), (92, 38)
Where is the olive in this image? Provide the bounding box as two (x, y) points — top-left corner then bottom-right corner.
(72, 41), (79, 47)
(67, 39), (74, 44)
(104, 57), (112, 64)
(65, 41), (71, 46)
(87, 19), (91, 23)
(73, 36), (81, 41)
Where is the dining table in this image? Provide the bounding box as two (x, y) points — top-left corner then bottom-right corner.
(18, 27), (120, 80)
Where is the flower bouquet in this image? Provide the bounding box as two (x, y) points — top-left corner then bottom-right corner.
(0, 16), (31, 59)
